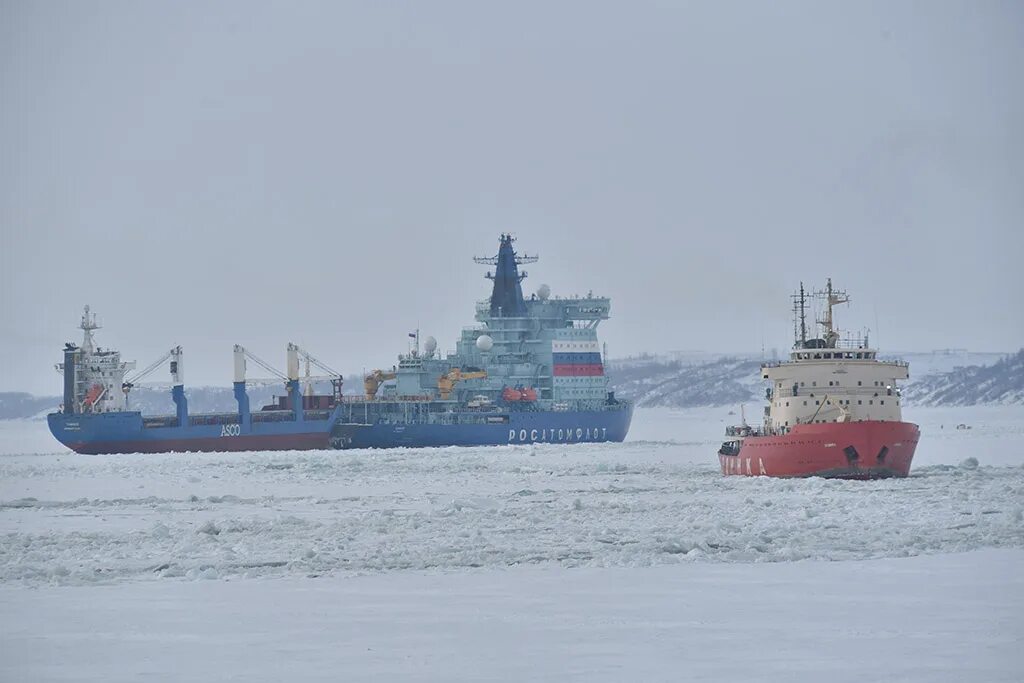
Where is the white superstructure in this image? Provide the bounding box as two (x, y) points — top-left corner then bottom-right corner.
(758, 281), (908, 433)
(55, 306), (136, 413)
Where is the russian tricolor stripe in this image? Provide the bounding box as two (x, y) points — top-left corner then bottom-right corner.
(552, 352), (602, 364)
(553, 364), (604, 376)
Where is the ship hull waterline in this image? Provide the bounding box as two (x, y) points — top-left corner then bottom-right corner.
(48, 406), (633, 454)
(47, 411), (334, 455)
(719, 420), (920, 479)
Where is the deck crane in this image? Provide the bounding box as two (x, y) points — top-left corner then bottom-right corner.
(230, 344), (293, 428)
(234, 345), (288, 385)
(437, 368), (488, 400)
(364, 370), (398, 400)
(289, 343), (344, 400)
(121, 346), (182, 408)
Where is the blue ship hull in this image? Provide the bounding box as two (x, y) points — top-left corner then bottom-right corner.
(47, 410), (337, 455)
(48, 404), (632, 454)
(331, 405), (633, 449)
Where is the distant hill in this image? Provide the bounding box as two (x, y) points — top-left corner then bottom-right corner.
(608, 356), (763, 408)
(901, 349), (1024, 406)
(607, 349), (1024, 409)
(0, 393), (59, 420)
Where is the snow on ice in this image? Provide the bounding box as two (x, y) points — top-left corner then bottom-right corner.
(1, 406), (1022, 681)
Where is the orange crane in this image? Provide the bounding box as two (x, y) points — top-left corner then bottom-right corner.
(437, 368), (487, 400)
(364, 370), (397, 400)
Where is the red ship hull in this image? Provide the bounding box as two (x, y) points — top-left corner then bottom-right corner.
(719, 420), (920, 479)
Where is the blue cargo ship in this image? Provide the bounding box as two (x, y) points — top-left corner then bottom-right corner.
(328, 234), (633, 448)
(47, 235), (632, 453)
(48, 308), (344, 454)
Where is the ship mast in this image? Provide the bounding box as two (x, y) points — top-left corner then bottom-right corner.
(473, 233), (538, 317)
(792, 283), (808, 348)
(816, 278), (850, 347)
(80, 305), (99, 353)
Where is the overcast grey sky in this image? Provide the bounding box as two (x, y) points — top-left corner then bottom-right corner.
(2, 1), (1021, 394)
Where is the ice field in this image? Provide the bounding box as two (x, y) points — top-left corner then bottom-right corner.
(1, 406), (1022, 681)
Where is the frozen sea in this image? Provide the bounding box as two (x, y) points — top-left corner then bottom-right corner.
(1, 406), (1022, 681)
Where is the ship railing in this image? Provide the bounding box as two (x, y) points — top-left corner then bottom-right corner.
(770, 386), (901, 400)
(189, 413), (241, 427)
(763, 357), (908, 368)
(143, 412), (242, 429)
(723, 425), (787, 438)
(252, 411), (294, 423)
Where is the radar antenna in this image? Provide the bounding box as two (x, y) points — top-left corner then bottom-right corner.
(472, 233), (538, 269)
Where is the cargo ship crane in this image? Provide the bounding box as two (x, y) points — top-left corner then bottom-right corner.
(290, 343), (344, 400)
(234, 346), (288, 383)
(121, 346), (182, 406)
(364, 370), (397, 400)
(121, 346), (186, 423)
(437, 368), (488, 400)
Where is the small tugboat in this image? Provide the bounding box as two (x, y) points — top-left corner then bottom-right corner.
(719, 280), (919, 478)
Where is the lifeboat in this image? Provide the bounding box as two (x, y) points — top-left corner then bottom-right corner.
(83, 383), (105, 407)
(502, 386), (538, 402)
